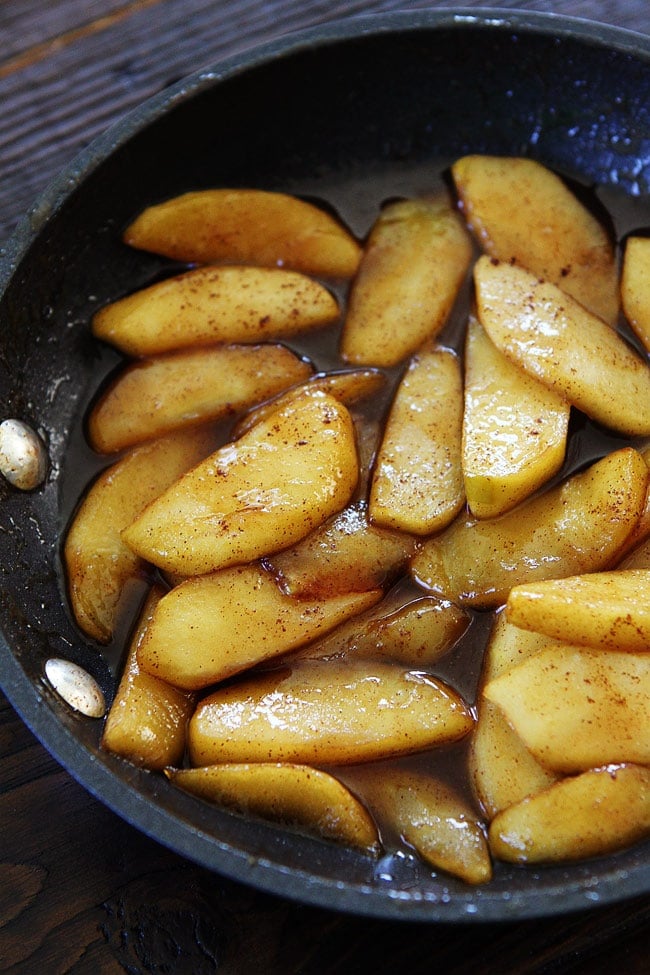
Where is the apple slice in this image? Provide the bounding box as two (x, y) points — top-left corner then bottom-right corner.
(101, 586), (194, 769)
(474, 255), (650, 437)
(88, 343), (312, 454)
(122, 390), (359, 576)
(621, 236), (650, 353)
(462, 315), (569, 518)
(411, 447), (648, 608)
(483, 645), (650, 772)
(452, 154), (618, 323)
(64, 426), (216, 643)
(92, 265), (340, 356)
(340, 196), (472, 366)
(369, 347), (465, 534)
(351, 766), (492, 884)
(136, 564), (382, 690)
(167, 764), (380, 851)
(266, 499), (418, 599)
(506, 569), (650, 652)
(124, 189), (361, 278)
(290, 589), (469, 668)
(489, 765), (650, 865)
(189, 658), (473, 765)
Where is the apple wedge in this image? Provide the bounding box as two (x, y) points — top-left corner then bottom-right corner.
(462, 316), (569, 518)
(101, 586), (194, 769)
(489, 765), (650, 865)
(369, 347), (465, 534)
(167, 764), (380, 851)
(64, 426), (216, 643)
(290, 589), (469, 667)
(340, 196), (472, 366)
(88, 343), (312, 454)
(122, 390), (359, 576)
(266, 499), (418, 599)
(452, 154), (619, 323)
(124, 189), (361, 278)
(351, 766), (492, 884)
(474, 256), (650, 437)
(188, 658), (473, 765)
(469, 613), (558, 817)
(483, 645), (650, 772)
(621, 236), (650, 353)
(92, 265), (340, 356)
(232, 368), (385, 438)
(506, 569), (650, 652)
(136, 564), (382, 689)
(410, 447), (648, 608)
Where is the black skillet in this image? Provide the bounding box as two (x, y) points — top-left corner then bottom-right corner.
(1, 8), (650, 921)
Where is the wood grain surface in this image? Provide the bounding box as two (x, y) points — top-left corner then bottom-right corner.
(2, 1), (650, 972)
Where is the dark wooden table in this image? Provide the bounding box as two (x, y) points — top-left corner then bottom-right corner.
(2, 1), (650, 971)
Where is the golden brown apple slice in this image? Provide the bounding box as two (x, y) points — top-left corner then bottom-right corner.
(101, 586), (194, 769)
(474, 256), (650, 437)
(621, 236), (650, 352)
(122, 390), (359, 576)
(483, 645), (650, 772)
(188, 658), (473, 765)
(124, 189), (361, 278)
(265, 499), (418, 599)
(232, 368), (385, 439)
(489, 765), (650, 865)
(452, 154), (618, 323)
(136, 564), (382, 689)
(506, 569), (650, 652)
(290, 589), (469, 667)
(469, 613), (558, 818)
(92, 265), (340, 356)
(462, 315), (569, 518)
(167, 764), (380, 852)
(369, 347), (465, 534)
(64, 426), (216, 643)
(340, 196), (472, 366)
(410, 447), (648, 608)
(351, 766), (492, 884)
(88, 343), (312, 454)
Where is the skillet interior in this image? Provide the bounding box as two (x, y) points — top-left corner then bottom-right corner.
(1, 9), (650, 921)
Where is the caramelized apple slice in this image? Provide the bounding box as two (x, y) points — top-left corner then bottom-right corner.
(122, 390), (359, 576)
(452, 154), (618, 323)
(189, 658), (473, 765)
(410, 447), (648, 608)
(462, 315), (569, 518)
(137, 564), (382, 690)
(167, 764), (380, 851)
(124, 189), (361, 278)
(88, 344), (312, 454)
(351, 766), (492, 884)
(489, 765), (650, 865)
(469, 613), (558, 818)
(369, 347), (465, 534)
(475, 256), (650, 437)
(340, 196), (472, 366)
(92, 265), (339, 356)
(506, 569), (650, 652)
(101, 586), (194, 769)
(64, 426), (216, 643)
(621, 236), (650, 352)
(484, 645), (650, 772)
(289, 588), (469, 667)
(266, 499), (417, 599)
(232, 368), (385, 439)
